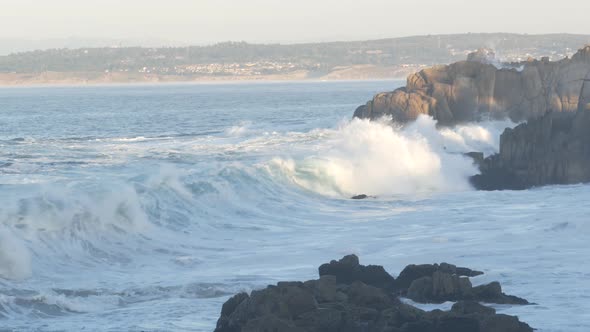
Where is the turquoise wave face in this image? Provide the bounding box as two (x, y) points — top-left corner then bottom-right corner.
(0, 81), (589, 332)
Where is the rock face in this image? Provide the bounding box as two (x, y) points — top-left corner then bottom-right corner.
(471, 110), (590, 190)
(214, 255), (533, 332)
(354, 45), (590, 125)
(396, 263), (527, 305)
(318, 254), (396, 290)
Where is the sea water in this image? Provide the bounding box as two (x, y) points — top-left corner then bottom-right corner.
(0, 81), (588, 332)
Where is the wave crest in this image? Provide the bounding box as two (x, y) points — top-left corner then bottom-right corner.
(271, 116), (512, 197)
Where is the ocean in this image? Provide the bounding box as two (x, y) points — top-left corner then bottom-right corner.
(0, 81), (589, 331)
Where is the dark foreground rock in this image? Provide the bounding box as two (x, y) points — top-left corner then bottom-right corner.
(471, 110), (590, 190)
(354, 45), (590, 125)
(214, 255), (533, 332)
(319, 254), (396, 291)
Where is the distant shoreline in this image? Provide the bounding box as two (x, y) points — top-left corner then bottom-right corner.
(4, 33), (589, 88)
(0, 79), (406, 90)
(0, 65), (419, 87)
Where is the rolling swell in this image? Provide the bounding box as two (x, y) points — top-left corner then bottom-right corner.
(0, 161), (293, 325)
(0, 117), (515, 277)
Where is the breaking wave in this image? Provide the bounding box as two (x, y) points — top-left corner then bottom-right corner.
(271, 116), (514, 197)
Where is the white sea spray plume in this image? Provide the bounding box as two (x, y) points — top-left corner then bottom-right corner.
(271, 115), (516, 197)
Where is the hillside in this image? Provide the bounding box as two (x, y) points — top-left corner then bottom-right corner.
(1, 33), (590, 85)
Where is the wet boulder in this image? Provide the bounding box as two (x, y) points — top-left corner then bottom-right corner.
(399, 265), (528, 305)
(451, 301), (496, 315)
(395, 263), (482, 292)
(406, 271), (472, 303)
(471, 282), (529, 305)
(214, 255), (533, 332)
(319, 254), (396, 291)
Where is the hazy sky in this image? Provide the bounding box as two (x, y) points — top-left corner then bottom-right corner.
(1, 0), (589, 44)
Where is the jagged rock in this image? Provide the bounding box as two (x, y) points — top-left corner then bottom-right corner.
(354, 45), (590, 125)
(431, 271), (472, 301)
(395, 263), (483, 292)
(318, 254), (396, 291)
(433, 316), (481, 332)
(405, 273), (471, 304)
(451, 301), (496, 315)
(479, 314), (534, 332)
(351, 194), (369, 199)
(472, 282), (529, 305)
(399, 265), (527, 304)
(216, 292), (249, 329)
(406, 277), (434, 303)
(215, 256), (533, 332)
(303, 275), (345, 303)
(455, 266), (485, 278)
(470, 157), (529, 190)
(395, 264), (439, 291)
(242, 315), (302, 332)
(345, 281), (397, 310)
(471, 110), (590, 190)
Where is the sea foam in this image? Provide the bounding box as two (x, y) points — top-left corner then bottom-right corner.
(272, 116), (514, 197)
(0, 229), (32, 280)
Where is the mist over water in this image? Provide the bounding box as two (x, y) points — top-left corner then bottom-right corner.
(0, 82), (588, 332)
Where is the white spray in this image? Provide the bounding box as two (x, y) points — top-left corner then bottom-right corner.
(272, 116), (514, 197)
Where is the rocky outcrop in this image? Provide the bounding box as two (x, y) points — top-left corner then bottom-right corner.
(354, 45), (590, 125)
(471, 110), (590, 190)
(395, 263), (528, 305)
(318, 254), (396, 290)
(214, 255), (533, 332)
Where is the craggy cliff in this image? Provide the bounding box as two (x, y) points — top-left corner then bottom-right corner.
(354, 46), (590, 125)
(470, 110), (590, 190)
